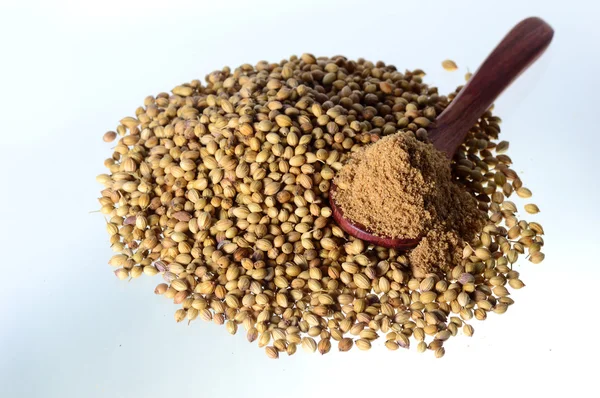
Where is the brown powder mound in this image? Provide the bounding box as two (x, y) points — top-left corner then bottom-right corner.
(408, 228), (463, 278)
(333, 132), (485, 275)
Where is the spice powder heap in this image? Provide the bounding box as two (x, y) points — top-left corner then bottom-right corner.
(333, 133), (485, 277)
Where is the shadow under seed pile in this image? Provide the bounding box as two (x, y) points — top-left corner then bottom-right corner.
(333, 133), (485, 277)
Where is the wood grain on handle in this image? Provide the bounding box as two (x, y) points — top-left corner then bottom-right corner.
(429, 17), (554, 157)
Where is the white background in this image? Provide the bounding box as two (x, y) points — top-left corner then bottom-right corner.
(1, 0), (598, 397)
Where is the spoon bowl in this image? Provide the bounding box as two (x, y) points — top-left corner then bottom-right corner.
(329, 183), (421, 249)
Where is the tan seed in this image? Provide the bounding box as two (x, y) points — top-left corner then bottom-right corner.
(318, 338), (331, 355)
(441, 59), (458, 71)
(353, 273), (371, 289)
(265, 346), (279, 359)
(516, 187), (532, 198)
(524, 204), (540, 214)
(301, 337), (317, 353)
(434, 347), (445, 358)
(103, 131), (117, 142)
(529, 252), (545, 264)
(385, 340), (399, 351)
(338, 338), (353, 352)
(509, 278), (525, 289)
(355, 339), (371, 351)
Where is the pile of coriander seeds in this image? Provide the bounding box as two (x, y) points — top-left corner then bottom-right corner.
(97, 54), (545, 359)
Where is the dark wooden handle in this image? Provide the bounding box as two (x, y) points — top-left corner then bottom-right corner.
(429, 17), (554, 157)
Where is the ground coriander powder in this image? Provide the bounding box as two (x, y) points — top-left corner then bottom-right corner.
(333, 133), (485, 276)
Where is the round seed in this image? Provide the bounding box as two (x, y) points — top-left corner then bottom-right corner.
(103, 131), (117, 142)
(265, 346), (279, 359)
(441, 59), (458, 71)
(355, 339), (372, 351)
(524, 204), (540, 214)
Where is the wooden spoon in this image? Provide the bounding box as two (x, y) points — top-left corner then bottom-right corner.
(330, 17), (554, 249)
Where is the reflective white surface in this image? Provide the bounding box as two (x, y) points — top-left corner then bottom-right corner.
(1, 0), (598, 397)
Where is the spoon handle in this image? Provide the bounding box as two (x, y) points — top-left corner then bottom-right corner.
(428, 17), (554, 157)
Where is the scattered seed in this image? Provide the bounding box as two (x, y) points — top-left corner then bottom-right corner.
(516, 187), (532, 198)
(318, 338), (332, 355)
(103, 131), (117, 142)
(265, 346), (279, 359)
(302, 337), (317, 353)
(524, 204), (540, 214)
(355, 339), (372, 351)
(509, 279), (525, 289)
(434, 347), (446, 358)
(529, 252), (545, 264)
(463, 324), (474, 337)
(442, 59), (458, 71)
